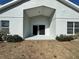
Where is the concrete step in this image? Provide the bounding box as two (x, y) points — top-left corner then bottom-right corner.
(25, 35), (55, 40)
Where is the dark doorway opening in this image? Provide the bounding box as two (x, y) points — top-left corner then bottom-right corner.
(39, 25), (45, 35)
(33, 25), (45, 35)
(33, 25), (38, 35)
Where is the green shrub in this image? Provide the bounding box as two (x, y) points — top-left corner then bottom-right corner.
(0, 31), (7, 41)
(0, 38), (3, 41)
(13, 35), (24, 42)
(0, 34), (3, 41)
(56, 34), (74, 41)
(6, 35), (24, 42)
(6, 35), (14, 42)
(74, 33), (79, 39)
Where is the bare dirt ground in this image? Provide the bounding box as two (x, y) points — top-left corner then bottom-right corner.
(0, 40), (79, 59)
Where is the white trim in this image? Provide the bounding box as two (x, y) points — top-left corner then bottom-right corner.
(57, 0), (79, 12)
(73, 22), (75, 35)
(0, 0), (18, 8)
(66, 0), (79, 8)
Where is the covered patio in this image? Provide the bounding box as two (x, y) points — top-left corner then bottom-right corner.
(23, 6), (56, 39)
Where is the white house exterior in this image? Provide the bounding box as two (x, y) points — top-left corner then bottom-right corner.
(0, 0), (79, 39)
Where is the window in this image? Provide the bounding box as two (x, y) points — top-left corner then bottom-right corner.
(75, 22), (79, 34)
(1, 20), (9, 27)
(67, 22), (73, 34)
(1, 20), (9, 34)
(67, 22), (79, 34)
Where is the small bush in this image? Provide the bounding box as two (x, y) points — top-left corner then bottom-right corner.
(0, 34), (3, 41)
(74, 33), (79, 39)
(13, 35), (24, 42)
(6, 35), (14, 42)
(56, 34), (74, 41)
(0, 31), (7, 41)
(6, 35), (24, 42)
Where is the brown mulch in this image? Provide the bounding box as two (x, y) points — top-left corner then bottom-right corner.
(0, 40), (79, 59)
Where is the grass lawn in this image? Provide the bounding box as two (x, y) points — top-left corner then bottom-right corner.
(0, 40), (79, 59)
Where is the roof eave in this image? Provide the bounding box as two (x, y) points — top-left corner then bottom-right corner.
(57, 0), (79, 12)
(0, 0), (29, 14)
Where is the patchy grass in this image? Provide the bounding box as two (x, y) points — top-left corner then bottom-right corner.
(0, 40), (79, 59)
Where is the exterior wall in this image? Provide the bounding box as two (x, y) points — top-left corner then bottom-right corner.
(30, 16), (50, 36)
(50, 12), (56, 38)
(56, 18), (79, 36)
(0, 0), (78, 38)
(23, 11), (31, 38)
(23, 15), (51, 37)
(0, 18), (23, 37)
(56, 18), (67, 36)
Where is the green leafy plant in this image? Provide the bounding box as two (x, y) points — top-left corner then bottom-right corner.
(0, 31), (7, 41)
(13, 35), (24, 42)
(74, 33), (79, 39)
(56, 34), (74, 41)
(6, 35), (14, 42)
(6, 35), (24, 42)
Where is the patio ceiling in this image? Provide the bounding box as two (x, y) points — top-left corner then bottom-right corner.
(25, 6), (56, 17)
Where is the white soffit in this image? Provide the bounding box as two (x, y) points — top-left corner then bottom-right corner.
(25, 6), (55, 17)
